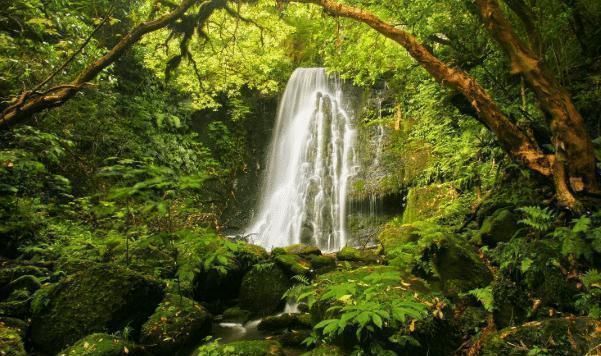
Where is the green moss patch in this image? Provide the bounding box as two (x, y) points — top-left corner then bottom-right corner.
(30, 263), (164, 354)
(140, 294), (211, 355)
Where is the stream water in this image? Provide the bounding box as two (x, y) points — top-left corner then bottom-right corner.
(245, 68), (357, 251)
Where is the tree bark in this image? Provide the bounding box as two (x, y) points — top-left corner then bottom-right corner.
(283, 0), (551, 178)
(0, 0), (225, 128)
(476, 0), (599, 205)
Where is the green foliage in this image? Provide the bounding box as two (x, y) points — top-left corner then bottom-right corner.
(287, 266), (434, 352)
(518, 206), (556, 233)
(462, 286), (494, 312)
(552, 212), (601, 263)
(575, 269), (601, 318)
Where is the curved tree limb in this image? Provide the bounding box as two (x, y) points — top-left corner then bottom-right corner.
(0, 0), (226, 128)
(476, 0), (599, 203)
(282, 0), (551, 177)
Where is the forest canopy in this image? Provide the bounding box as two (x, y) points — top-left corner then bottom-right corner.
(0, 0), (600, 355)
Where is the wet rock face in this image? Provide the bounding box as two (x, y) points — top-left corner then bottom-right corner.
(238, 263), (291, 316)
(140, 294), (212, 355)
(30, 263), (164, 354)
(479, 208), (520, 247)
(479, 317), (601, 355)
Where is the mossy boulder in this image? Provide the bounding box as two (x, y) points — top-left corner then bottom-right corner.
(258, 313), (312, 331)
(378, 223), (419, 253)
(0, 263), (48, 297)
(239, 264), (291, 316)
(479, 317), (601, 355)
(140, 294), (211, 355)
(430, 239), (492, 295)
(221, 306), (252, 323)
(274, 254), (311, 275)
(123, 243), (178, 279)
(276, 329), (312, 347)
(283, 244), (322, 257)
(192, 240), (268, 304)
(0, 300), (30, 319)
(491, 274), (529, 329)
(309, 254), (336, 274)
(213, 340), (285, 356)
(302, 344), (345, 356)
(58, 333), (146, 356)
(479, 209), (519, 247)
(0, 320), (26, 356)
(336, 247), (379, 264)
(30, 263), (164, 354)
(402, 184), (458, 224)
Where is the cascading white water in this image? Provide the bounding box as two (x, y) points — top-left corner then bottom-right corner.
(246, 68), (356, 251)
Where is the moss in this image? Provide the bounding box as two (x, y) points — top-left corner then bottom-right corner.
(258, 313), (312, 331)
(431, 240), (492, 295)
(480, 317), (601, 355)
(121, 243), (177, 279)
(191, 238), (268, 304)
(336, 247), (379, 264)
(274, 254), (311, 275)
(239, 264), (291, 316)
(309, 255), (336, 274)
(58, 333), (144, 356)
(479, 208), (519, 247)
(0, 264), (48, 289)
(402, 184), (458, 224)
(491, 274), (529, 329)
(378, 222), (419, 253)
(222, 306), (252, 323)
(215, 340), (285, 356)
(140, 294), (211, 355)
(302, 344), (345, 356)
(7, 274), (41, 294)
(0, 321), (26, 356)
(30, 263), (164, 354)
(283, 244), (322, 257)
(276, 329), (311, 347)
(0, 300), (30, 319)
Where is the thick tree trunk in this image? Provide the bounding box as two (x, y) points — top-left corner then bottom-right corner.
(284, 0), (551, 178)
(476, 0), (599, 206)
(0, 0), (225, 128)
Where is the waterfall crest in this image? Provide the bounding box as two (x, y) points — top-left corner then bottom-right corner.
(246, 68), (356, 251)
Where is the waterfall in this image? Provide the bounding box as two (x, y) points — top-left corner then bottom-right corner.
(246, 68), (357, 251)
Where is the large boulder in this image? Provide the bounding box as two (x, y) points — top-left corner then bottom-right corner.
(192, 240), (268, 304)
(58, 333), (147, 356)
(302, 345), (346, 356)
(30, 263), (164, 354)
(479, 317), (601, 355)
(430, 240), (492, 295)
(140, 294), (211, 355)
(239, 263), (291, 316)
(0, 320), (26, 356)
(258, 313), (312, 331)
(211, 340), (285, 356)
(282, 244), (322, 258)
(479, 209), (520, 247)
(336, 247), (379, 264)
(274, 254), (311, 276)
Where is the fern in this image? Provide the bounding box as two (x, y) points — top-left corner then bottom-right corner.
(518, 206), (555, 233)
(462, 286), (494, 312)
